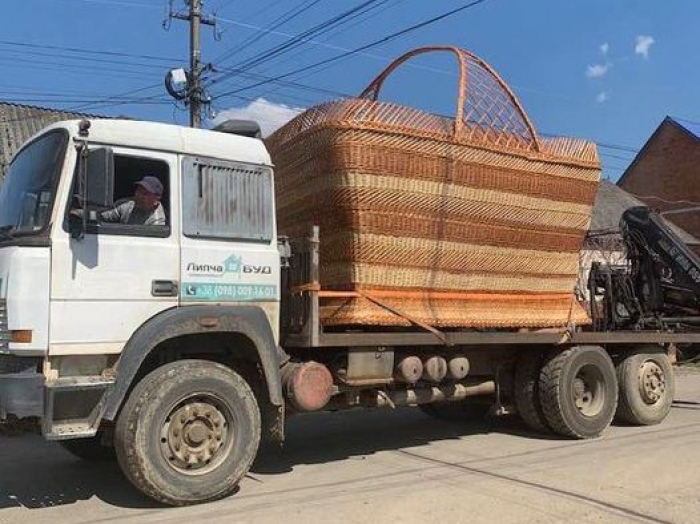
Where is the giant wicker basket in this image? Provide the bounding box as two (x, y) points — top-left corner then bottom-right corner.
(267, 46), (601, 329)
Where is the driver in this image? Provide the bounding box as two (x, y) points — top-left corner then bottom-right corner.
(99, 176), (166, 226)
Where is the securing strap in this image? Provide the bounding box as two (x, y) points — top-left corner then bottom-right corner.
(291, 283), (451, 345)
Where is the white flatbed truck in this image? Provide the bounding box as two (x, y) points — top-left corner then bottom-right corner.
(0, 119), (694, 505)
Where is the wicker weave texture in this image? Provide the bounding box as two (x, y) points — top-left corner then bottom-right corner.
(267, 46), (601, 328)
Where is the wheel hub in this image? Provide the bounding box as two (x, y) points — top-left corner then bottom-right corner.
(160, 400), (231, 474)
(638, 361), (666, 405)
(573, 365), (605, 417)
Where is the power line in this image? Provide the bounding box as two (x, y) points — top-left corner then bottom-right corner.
(214, 67), (349, 98)
(212, 0), (325, 66)
(212, 0), (490, 101)
(246, 0), (287, 22)
(599, 152), (634, 162)
(51, 0), (160, 9)
(258, 0), (402, 76)
(594, 141), (639, 154)
(216, 0), (387, 78)
(0, 39), (182, 64)
(212, 4), (418, 87)
(69, 83), (165, 112)
(0, 48), (173, 71)
(213, 0), (237, 13)
(248, 0), (403, 91)
(0, 57), (161, 82)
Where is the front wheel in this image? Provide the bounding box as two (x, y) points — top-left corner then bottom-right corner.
(615, 349), (675, 425)
(115, 360), (261, 506)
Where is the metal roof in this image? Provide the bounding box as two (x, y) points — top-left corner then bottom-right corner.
(0, 102), (102, 179)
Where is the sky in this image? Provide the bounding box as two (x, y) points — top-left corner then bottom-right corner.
(3, 0), (700, 180)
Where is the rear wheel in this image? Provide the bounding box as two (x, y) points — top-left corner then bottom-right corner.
(615, 349), (675, 425)
(539, 346), (618, 439)
(419, 399), (492, 421)
(115, 360), (261, 506)
(513, 350), (549, 433)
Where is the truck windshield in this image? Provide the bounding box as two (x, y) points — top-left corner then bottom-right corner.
(0, 131), (67, 236)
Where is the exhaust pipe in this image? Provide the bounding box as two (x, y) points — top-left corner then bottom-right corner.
(377, 380), (495, 408)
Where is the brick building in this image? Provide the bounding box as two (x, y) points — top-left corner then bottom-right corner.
(618, 116), (700, 245)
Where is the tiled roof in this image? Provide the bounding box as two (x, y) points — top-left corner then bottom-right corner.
(618, 116), (699, 186)
(590, 179), (700, 245)
(672, 117), (700, 140)
(0, 102), (103, 178)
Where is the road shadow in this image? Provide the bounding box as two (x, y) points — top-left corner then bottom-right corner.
(0, 408), (546, 511)
(252, 407), (557, 475)
(0, 434), (159, 511)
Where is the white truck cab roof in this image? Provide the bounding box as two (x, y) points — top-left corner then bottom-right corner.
(38, 118), (273, 167)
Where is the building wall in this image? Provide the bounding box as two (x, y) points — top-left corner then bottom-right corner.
(619, 121), (700, 245)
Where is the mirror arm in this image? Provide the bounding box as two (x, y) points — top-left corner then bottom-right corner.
(73, 140), (89, 240)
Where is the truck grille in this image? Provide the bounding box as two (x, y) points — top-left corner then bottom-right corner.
(0, 299), (9, 351)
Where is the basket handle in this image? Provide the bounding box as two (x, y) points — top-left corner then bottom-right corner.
(359, 45), (540, 149)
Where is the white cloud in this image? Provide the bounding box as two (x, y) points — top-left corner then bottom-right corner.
(586, 63), (611, 78)
(596, 91), (609, 103)
(600, 43), (609, 55)
(212, 97), (304, 137)
(635, 35), (655, 59)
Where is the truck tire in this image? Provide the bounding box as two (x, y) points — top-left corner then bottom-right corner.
(615, 350), (675, 425)
(114, 360), (261, 506)
(60, 434), (116, 461)
(513, 350), (549, 433)
(419, 399), (492, 421)
(539, 346), (618, 439)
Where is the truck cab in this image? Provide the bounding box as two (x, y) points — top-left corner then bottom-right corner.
(0, 119), (283, 432)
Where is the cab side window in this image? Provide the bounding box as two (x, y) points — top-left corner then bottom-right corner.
(102, 155), (170, 227)
(69, 153), (171, 237)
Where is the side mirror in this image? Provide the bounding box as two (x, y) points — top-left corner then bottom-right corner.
(71, 146), (114, 241)
(68, 212), (83, 239)
(86, 148), (114, 209)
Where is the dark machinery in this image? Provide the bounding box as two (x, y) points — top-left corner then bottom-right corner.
(589, 206), (700, 331)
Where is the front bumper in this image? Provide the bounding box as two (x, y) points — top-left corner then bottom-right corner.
(0, 356), (44, 419)
(1, 355), (115, 440)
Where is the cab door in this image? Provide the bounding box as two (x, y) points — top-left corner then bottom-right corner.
(178, 155), (280, 342)
(50, 147), (180, 356)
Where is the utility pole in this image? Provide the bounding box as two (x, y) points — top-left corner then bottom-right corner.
(188, 0), (203, 128)
(164, 0), (217, 128)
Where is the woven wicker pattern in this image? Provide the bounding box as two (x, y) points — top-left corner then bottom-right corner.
(320, 293), (591, 329)
(268, 46), (601, 328)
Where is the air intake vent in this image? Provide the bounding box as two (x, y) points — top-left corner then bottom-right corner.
(213, 120), (262, 139)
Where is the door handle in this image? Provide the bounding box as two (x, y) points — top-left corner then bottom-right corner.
(152, 280), (178, 297)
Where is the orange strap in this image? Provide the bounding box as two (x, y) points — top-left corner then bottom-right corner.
(291, 283), (321, 294)
(290, 283), (450, 345)
(318, 289), (573, 302)
(356, 289), (451, 346)
(293, 285), (573, 302)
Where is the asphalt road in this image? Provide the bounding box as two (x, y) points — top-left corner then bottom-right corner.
(1, 370), (700, 524)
